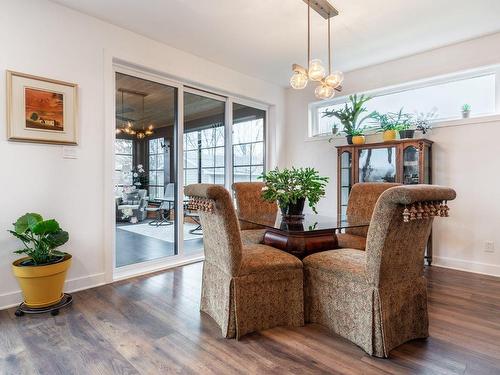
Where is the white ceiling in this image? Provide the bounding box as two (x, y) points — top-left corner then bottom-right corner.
(51, 0), (500, 87)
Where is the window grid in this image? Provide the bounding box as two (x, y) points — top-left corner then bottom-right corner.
(115, 139), (133, 187)
(183, 124), (225, 186)
(148, 138), (165, 199)
(232, 141), (264, 182)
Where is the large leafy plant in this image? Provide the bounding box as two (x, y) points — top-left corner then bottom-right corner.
(9, 213), (69, 265)
(259, 167), (329, 214)
(322, 94), (376, 136)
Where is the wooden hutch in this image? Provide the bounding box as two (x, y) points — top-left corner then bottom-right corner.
(336, 138), (433, 264)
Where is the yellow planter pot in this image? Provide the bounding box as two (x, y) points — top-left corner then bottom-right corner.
(12, 254), (72, 308)
(352, 135), (366, 145)
(383, 130), (397, 141)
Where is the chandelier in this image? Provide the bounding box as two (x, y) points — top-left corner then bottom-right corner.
(290, 0), (343, 100)
(116, 89), (154, 139)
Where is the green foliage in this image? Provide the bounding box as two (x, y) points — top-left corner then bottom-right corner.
(9, 213), (69, 265)
(373, 108), (413, 131)
(322, 94), (376, 136)
(259, 167), (329, 214)
(30, 112), (39, 121)
(462, 103), (471, 111)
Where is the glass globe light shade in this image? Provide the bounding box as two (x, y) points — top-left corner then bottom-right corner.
(324, 71), (344, 88)
(290, 71), (308, 89)
(308, 59), (326, 81)
(315, 83), (335, 100)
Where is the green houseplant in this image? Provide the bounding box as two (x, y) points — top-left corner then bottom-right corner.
(260, 167), (329, 216)
(462, 104), (471, 118)
(373, 108), (413, 140)
(322, 94), (376, 145)
(10, 213), (71, 308)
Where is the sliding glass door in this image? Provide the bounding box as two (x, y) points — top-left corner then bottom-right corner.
(112, 67), (268, 276)
(114, 72), (179, 268)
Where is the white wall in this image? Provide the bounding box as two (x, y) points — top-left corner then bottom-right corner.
(0, 0), (286, 309)
(285, 32), (500, 276)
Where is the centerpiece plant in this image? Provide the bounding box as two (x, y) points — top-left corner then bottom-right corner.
(322, 94), (376, 145)
(260, 167), (329, 217)
(10, 213), (72, 308)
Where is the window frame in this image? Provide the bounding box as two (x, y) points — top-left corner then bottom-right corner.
(309, 65), (500, 138)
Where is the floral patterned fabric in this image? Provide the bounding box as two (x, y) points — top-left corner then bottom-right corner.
(240, 229), (266, 246)
(304, 184), (456, 358)
(341, 183), (400, 247)
(232, 182), (278, 231)
(185, 183), (304, 339)
(336, 233), (366, 251)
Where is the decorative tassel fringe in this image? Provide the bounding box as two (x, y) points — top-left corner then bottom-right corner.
(403, 200), (449, 222)
(188, 196), (215, 213)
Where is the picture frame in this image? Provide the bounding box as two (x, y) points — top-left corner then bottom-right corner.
(6, 70), (78, 145)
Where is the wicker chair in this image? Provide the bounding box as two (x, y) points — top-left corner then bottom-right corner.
(337, 183), (401, 250)
(232, 182), (278, 245)
(304, 185), (456, 357)
(185, 183), (303, 339)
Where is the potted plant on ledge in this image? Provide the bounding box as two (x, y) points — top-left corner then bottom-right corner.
(10, 213), (71, 309)
(373, 112), (398, 141)
(260, 167), (329, 218)
(322, 94), (375, 145)
(462, 104), (471, 118)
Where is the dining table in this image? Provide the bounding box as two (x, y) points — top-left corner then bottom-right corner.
(238, 213), (370, 259)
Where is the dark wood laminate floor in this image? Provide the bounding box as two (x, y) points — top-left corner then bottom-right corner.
(1, 263), (499, 375)
(116, 223), (203, 267)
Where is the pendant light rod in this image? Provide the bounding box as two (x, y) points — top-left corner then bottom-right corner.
(328, 15), (331, 75)
(307, 0), (311, 68)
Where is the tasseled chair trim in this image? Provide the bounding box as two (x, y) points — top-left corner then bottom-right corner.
(188, 196), (215, 213)
(402, 201), (449, 222)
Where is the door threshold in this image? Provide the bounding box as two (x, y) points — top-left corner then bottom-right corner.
(113, 254), (204, 281)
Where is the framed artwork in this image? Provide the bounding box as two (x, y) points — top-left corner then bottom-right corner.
(6, 71), (78, 145)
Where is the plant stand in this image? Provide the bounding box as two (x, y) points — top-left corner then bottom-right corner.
(14, 293), (73, 317)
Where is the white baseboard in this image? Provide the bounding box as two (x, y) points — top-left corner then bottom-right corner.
(0, 272), (106, 311)
(433, 256), (500, 277)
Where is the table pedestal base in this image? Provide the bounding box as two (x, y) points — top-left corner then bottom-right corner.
(263, 229), (338, 259)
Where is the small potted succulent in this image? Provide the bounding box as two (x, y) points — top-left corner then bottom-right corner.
(462, 104), (471, 118)
(331, 124), (339, 135)
(374, 108), (413, 141)
(10, 213), (71, 308)
(322, 94), (375, 145)
(260, 167), (329, 217)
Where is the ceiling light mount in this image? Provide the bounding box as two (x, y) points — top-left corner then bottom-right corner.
(301, 0), (338, 20)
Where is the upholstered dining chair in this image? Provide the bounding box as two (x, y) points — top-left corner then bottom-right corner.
(303, 184), (456, 358)
(232, 182), (278, 245)
(185, 183), (303, 339)
(337, 182), (401, 250)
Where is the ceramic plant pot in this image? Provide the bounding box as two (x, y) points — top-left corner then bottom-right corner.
(352, 135), (366, 145)
(383, 130), (397, 141)
(12, 254), (72, 308)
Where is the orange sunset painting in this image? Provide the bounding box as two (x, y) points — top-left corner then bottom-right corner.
(25, 88), (64, 131)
